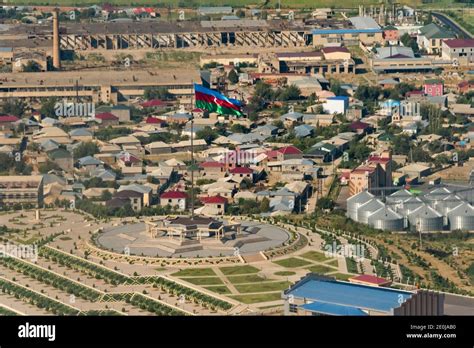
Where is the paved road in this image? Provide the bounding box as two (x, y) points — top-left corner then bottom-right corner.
(433, 12), (473, 39)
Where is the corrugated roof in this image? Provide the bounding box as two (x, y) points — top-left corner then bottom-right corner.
(287, 277), (413, 312)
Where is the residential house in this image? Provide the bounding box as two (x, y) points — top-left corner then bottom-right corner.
(69, 128), (93, 142)
(33, 127), (71, 144)
(302, 114), (335, 127)
(77, 156), (104, 173)
(294, 124), (314, 138)
(349, 120), (372, 135)
(0, 115), (19, 132)
(160, 191), (187, 210)
(118, 184), (152, 206)
(423, 79), (443, 97)
(441, 39), (474, 64)
(323, 96), (349, 115)
(95, 105), (131, 123)
(229, 166), (254, 182)
(95, 112), (120, 127)
(199, 195), (227, 215)
(199, 161), (226, 180)
(107, 190), (143, 211)
(417, 23), (455, 54)
(47, 148), (73, 172)
(145, 141), (172, 155)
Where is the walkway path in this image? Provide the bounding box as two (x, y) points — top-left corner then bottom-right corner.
(212, 267), (240, 295)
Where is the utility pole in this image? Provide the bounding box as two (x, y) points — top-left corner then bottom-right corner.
(190, 82), (195, 220)
(191, 117), (194, 220)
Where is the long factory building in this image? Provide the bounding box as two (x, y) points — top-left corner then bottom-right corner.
(0, 17), (383, 51)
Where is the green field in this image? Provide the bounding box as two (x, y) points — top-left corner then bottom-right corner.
(181, 277), (223, 285)
(204, 285), (231, 295)
(4, 0), (459, 9)
(299, 251), (331, 263)
(227, 274), (267, 284)
(325, 259), (339, 267)
(219, 265), (259, 276)
(234, 281), (291, 293)
(307, 264), (335, 274)
(230, 292), (282, 304)
(171, 268), (216, 277)
(274, 271), (296, 276)
(273, 257), (311, 268)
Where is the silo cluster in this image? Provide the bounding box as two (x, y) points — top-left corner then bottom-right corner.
(347, 186), (474, 232)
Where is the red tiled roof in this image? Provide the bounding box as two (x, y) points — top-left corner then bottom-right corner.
(201, 195), (227, 204)
(277, 145), (302, 155)
(321, 46), (350, 54)
(351, 166), (375, 174)
(350, 121), (370, 130)
(145, 116), (165, 124)
(265, 150), (278, 159)
(0, 115), (19, 122)
(350, 274), (392, 285)
(443, 38), (474, 48)
(229, 166), (253, 174)
(368, 155), (391, 164)
(340, 172), (350, 179)
(141, 99), (167, 107)
(119, 153), (140, 163)
(95, 112), (119, 120)
(161, 191), (187, 199)
(200, 161), (224, 168)
(275, 51), (323, 58)
(406, 90), (424, 96)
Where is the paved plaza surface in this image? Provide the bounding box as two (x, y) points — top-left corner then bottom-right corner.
(97, 220), (291, 257)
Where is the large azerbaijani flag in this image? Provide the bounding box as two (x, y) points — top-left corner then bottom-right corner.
(194, 83), (243, 117)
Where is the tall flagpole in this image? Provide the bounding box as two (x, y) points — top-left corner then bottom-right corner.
(190, 81), (195, 220)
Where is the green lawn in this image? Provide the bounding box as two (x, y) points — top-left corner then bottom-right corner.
(307, 264), (335, 274)
(219, 265), (259, 276)
(299, 251), (331, 262)
(204, 285), (231, 295)
(230, 292), (282, 304)
(273, 257), (311, 268)
(346, 257), (360, 274)
(274, 271), (296, 276)
(325, 259), (339, 268)
(181, 277), (223, 286)
(227, 274), (267, 284)
(171, 268), (216, 277)
(234, 281), (291, 293)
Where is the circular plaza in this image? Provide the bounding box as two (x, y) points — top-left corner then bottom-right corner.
(96, 216), (291, 258)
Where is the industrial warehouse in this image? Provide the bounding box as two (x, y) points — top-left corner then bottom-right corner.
(347, 186), (474, 232)
(0, 16), (385, 52)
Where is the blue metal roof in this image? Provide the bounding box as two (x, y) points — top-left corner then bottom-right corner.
(300, 301), (368, 316)
(328, 96), (349, 101)
(287, 278), (413, 312)
(312, 28), (382, 35)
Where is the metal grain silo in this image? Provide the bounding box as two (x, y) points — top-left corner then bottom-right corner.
(434, 194), (463, 215)
(357, 198), (385, 224)
(424, 187), (452, 209)
(347, 190), (374, 222)
(408, 205), (444, 232)
(368, 207), (404, 231)
(447, 202), (474, 231)
(386, 189), (413, 206)
(395, 196), (424, 215)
